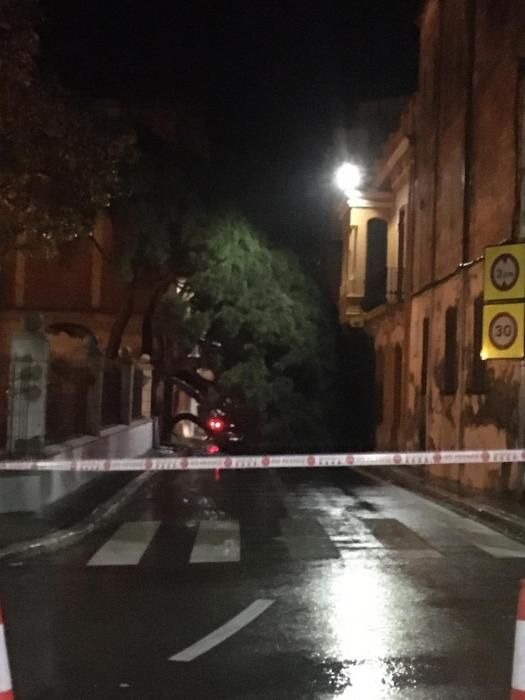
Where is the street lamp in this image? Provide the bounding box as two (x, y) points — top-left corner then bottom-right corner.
(334, 162), (362, 203)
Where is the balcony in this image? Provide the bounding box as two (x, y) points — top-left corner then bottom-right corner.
(386, 266), (404, 304)
(339, 266), (405, 325)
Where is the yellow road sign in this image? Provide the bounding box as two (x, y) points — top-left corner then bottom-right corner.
(484, 243), (525, 302)
(482, 303), (525, 359)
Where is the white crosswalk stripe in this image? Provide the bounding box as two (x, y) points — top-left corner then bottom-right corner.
(454, 522), (525, 558)
(190, 520), (241, 563)
(83, 501), (525, 568)
(388, 489), (525, 559)
(88, 521), (161, 566)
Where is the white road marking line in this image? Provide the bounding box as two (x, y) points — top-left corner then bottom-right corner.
(387, 549), (443, 560)
(340, 548), (443, 561)
(355, 469), (525, 559)
(190, 520), (240, 563)
(435, 512), (525, 558)
(87, 521), (161, 566)
(170, 599), (274, 662)
(481, 545), (525, 559)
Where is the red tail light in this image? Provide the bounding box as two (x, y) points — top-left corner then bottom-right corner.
(207, 417), (225, 432)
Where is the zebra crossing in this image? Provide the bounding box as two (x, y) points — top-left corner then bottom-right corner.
(82, 509), (525, 568)
(19, 474), (525, 569)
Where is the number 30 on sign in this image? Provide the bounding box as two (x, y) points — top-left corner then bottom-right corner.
(482, 303), (525, 359)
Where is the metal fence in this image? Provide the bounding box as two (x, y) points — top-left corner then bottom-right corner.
(1, 349), (149, 454)
(132, 368), (144, 420)
(46, 359), (91, 443)
(101, 362), (122, 428)
(5, 357), (32, 452)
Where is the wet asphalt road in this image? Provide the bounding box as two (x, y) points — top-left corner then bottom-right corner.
(0, 467), (523, 699)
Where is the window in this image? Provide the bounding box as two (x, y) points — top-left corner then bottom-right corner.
(396, 207), (406, 301)
(363, 218), (387, 311)
(392, 344), (403, 436)
(375, 348), (384, 426)
(469, 295), (487, 394)
(442, 306), (458, 394)
(418, 319), (429, 450)
(421, 318), (429, 396)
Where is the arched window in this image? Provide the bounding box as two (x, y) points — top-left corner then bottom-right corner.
(468, 295), (487, 394)
(375, 347), (384, 426)
(396, 206), (406, 301)
(421, 317), (429, 396)
(392, 344), (403, 434)
(442, 306), (458, 395)
(363, 218), (387, 310)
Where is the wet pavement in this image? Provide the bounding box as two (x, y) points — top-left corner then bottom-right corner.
(0, 472), (137, 548)
(0, 467), (522, 699)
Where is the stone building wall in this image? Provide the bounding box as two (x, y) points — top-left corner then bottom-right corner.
(365, 0), (525, 493)
(0, 212), (147, 362)
(368, 307), (405, 451)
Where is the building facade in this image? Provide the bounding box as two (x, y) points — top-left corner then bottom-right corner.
(0, 100), (208, 446)
(339, 0), (525, 492)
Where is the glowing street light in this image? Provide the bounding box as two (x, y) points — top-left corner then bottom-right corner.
(334, 162), (362, 202)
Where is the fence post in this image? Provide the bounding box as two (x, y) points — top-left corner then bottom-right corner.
(85, 337), (104, 436)
(7, 313), (49, 456)
(137, 354), (153, 419)
(119, 347), (134, 425)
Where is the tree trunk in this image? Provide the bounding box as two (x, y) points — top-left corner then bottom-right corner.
(161, 377), (174, 442)
(141, 277), (176, 356)
(105, 284), (135, 359)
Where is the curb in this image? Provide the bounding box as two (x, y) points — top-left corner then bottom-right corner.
(357, 465), (525, 543)
(0, 470), (157, 562)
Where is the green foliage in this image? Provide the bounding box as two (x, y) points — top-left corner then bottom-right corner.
(182, 212), (337, 450)
(0, 0), (135, 256)
(112, 151), (196, 284)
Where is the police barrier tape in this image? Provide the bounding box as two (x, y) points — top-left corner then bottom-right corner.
(0, 449), (524, 472)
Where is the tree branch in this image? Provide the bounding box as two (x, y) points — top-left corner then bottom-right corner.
(89, 234), (116, 267)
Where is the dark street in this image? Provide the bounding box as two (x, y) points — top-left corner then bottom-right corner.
(3, 1), (525, 697)
(0, 468), (522, 699)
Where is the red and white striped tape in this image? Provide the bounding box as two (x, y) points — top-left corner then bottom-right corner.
(0, 606), (13, 700)
(512, 580), (525, 699)
(0, 448), (523, 472)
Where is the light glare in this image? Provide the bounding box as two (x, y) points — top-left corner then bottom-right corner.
(334, 162), (362, 199)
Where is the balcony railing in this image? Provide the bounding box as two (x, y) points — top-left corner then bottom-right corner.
(386, 266), (404, 304)
(339, 265), (406, 322)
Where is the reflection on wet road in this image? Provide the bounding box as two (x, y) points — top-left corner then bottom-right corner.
(0, 468), (521, 698)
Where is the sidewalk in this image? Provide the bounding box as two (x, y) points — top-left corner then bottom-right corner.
(0, 472), (137, 547)
(0, 445), (184, 559)
(365, 465), (525, 543)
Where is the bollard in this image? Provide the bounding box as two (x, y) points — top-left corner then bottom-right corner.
(0, 605), (14, 700)
(511, 580), (525, 699)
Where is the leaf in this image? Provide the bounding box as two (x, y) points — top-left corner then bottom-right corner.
(180, 211), (337, 447)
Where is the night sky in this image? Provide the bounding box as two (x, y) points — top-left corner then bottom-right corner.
(41, 0), (420, 263)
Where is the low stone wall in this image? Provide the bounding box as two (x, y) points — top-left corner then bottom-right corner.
(44, 418), (154, 461)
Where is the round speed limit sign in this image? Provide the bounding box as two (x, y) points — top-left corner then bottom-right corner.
(489, 312), (518, 350)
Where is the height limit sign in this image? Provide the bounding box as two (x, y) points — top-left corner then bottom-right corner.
(484, 243), (525, 302)
(482, 303), (524, 359)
